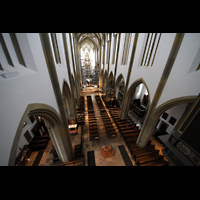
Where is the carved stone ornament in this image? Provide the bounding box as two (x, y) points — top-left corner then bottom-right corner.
(176, 141), (200, 166)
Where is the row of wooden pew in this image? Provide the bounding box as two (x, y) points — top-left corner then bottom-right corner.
(87, 96), (99, 141)
(101, 95), (120, 108)
(95, 95), (117, 138)
(95, 95), (104, 110)
(100, 109), (117, 138)
(87, 96), (94, 111)
(88, 110), (100, 141)
(51, 144), (85, 166)
(109, 109), (169, 166)
(29, 121), (50, 151)
(77, 96), (85, 125)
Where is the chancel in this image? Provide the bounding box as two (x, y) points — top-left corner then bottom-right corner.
(0, 33), (200, 166)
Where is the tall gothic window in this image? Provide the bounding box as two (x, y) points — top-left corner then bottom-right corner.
(140, 33), (162, 67)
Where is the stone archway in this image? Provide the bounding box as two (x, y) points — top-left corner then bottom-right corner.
(102, 70), (108, 92)
(8, 103), (74, 166)
(115, 73), (124, 100)
(108, 71), (114, 83)
(62, 79), (76, 119)
(71, 73), (78, 100)
(137, 95), (197, 147)
(99, 69), (103, 89)
(120, 78), (150, 119)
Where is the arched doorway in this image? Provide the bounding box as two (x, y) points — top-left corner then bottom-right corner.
(137, 95), (197, 147)
(8, 103), (74, 166)
(120, 78), (150, 120)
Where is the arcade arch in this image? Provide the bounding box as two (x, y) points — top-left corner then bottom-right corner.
(62, 80), (76, 119)
(8, 103), (73, 166)
(120, 78), (150, 120)
(137, 95), (197, 147)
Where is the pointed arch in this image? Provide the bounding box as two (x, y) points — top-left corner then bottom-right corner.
(154, 96), (197, 120)
(71, 73), (77, 99)
(115, 73), (124, 99)
(137, 95), (197, 147)
(115, 73), (124, 88)
(8, 103), (73, 166)
(108, 71), (114, 81)
(126, 78), (151, 103)
(99, 69), (103, 89)
(62, 79), (76, 119)
(120, 77), (151, 119)
(102, 70), (108, 92)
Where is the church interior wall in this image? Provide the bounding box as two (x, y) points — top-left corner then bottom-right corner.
(0, 33), (72, 165)
(157, 33), (200, 107)
(1, 32), (200, 166)
(108, 33), (115, 73)
(114, 33), (129, 83)
(127, 33), (176, 105)
(47, 33), (71, 92)
(104, 34), (108, 71)
(156, 103), (188, 134)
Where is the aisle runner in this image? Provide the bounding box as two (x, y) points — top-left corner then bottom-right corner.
(87, 150), (96, 166)
(118, 145), (133, 166)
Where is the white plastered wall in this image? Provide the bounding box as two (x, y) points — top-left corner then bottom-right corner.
(0, 33), (72, 165)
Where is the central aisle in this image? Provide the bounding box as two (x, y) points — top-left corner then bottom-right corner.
(82, 92), (135, 166)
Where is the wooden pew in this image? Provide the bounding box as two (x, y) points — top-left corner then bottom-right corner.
(124, 137), (138, 143)
(139, 159), (168, 166)
(29, 142), (47, 151)
(89, 126), (98, 130)
(89, 122), (97, 126)
(135, 153), (164, 166)
(118, 125), (137, 130)
(101, 113), (109, 116)
(102, 118), (111, 122)
(121, 129), (139, 134)
(105, 127), (115, 132)
(132, 148), (159, 160)
(103, 121), (112, 125)
(101, 116), (109, 119)
(90, 134), (99, 140)
(90, 129), (99, 134)
(115, 119), (132, 124)
(129, 144), (155, 153)
(123, 132), (140, 139)
(104, 124), (113, 128)
(107, 131), (117, 138)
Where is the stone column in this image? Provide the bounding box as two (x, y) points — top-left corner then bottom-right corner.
(101, 42), (106, 91)
(113, 33), (121, 84)
(39, 33), (74, 161)
(137, 33), (185, 147)
(62, 33), (77, 119)
(69, 33), (80, 104)
(107, 33), (112, 75)
(120, 33), (139, 119)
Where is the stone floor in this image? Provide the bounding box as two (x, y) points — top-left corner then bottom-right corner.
(81, 89), (136, 166)
(25, 86), (165, 166)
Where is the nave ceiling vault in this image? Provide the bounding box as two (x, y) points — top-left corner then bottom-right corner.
(76, 33), (103, 50)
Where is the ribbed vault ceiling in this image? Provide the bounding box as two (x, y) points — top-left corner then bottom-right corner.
(76, 33), (102, 50)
